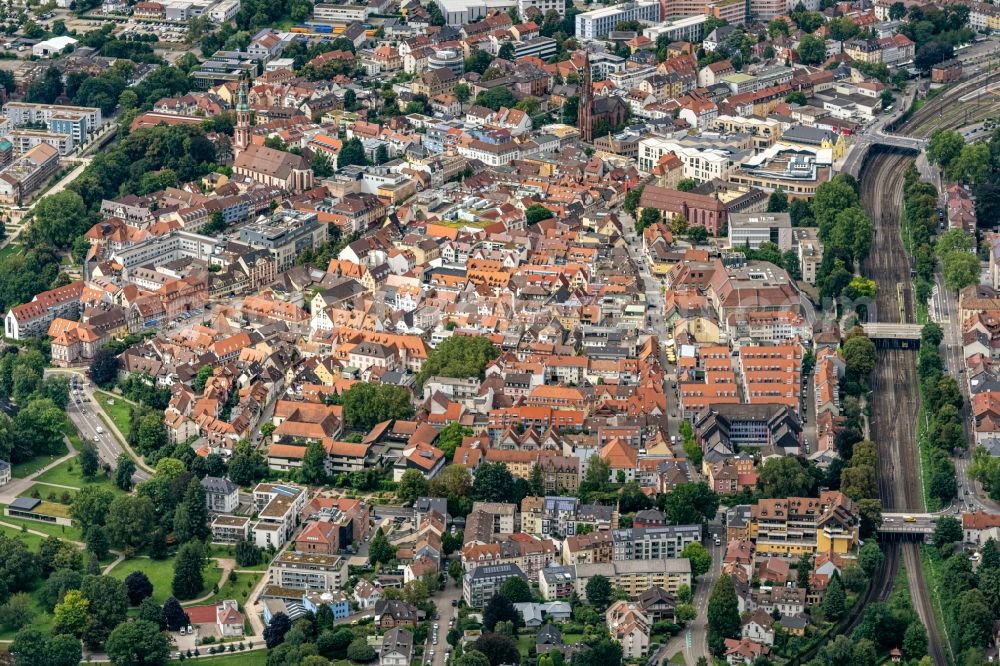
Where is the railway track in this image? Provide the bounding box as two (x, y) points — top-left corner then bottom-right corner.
(861, 149), (949, 666)
(852, 69), (997, 663)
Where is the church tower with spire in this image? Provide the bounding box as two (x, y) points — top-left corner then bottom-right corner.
(234, 73), (251, 153)
(578, 51), (594, 143)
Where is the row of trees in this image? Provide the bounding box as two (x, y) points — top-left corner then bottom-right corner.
(930, 520), (1000, 661)
(900, 165), (942, 306)
(916, 323), (962, 505)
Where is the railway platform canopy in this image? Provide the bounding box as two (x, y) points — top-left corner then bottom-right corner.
(860, 323), (922, 349)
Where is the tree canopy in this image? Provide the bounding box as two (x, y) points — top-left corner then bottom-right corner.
(417, 336), (499, 384)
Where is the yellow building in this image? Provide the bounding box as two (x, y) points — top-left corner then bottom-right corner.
(749, 491), (859, 557)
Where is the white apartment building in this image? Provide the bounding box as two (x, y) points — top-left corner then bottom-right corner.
(270, 551), (348, 590)
(3, 102), (103, 141)
(518, 0), (563, 17)
(642, 15), (706, 44)
(637, 137), (735, 181)
(252, 483), (307, 549)
(574, 0), (660, 40)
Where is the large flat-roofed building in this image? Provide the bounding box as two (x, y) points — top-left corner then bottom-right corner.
(729, 144), (832, 197)
(793, 228), (823, 285)
(3, 102), (103, 142)
(9, 128), (74, 156)
(575, 0), (660, 40)
(637, 136), (742, 182)
(252, 483), (307, 548)
(110, 229), (221, 273)
(238, 210), (326, 272)
(211, 515), (251, 543)
(575, 559), (692, 598)
(270, 551), (348, 590)
(432, 0), (516, 25)
(312, 2), (369, 21)
(642, 15), (706, 45)
(0, 142), (60, 205)
(728, 212), (792, 251)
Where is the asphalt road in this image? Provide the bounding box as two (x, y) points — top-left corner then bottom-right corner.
(47, 368), (151, 483)
(654, 529), (723, 665)
(935, 264), (1000, 513)
(427, 577), (462, 666)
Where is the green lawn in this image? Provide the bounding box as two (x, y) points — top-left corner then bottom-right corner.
(172, 651), (268, 665)
(10, 439), (69, 478)
(23, 483), (77, 502)
(0, 511), (83, 542)
(95, 390), (133, 438)
(208, 544), (271, 571)
(0, 242), (21, 261)
(0, 524), (45, 550)
(108, 556), (222, 605)
(517, 633), (535, 657)
(203, 570), (264, 607)
(35, 455), (125, 496)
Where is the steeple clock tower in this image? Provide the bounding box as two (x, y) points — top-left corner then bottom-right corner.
(578, 52), (594, 143)
(234, 74), (251, 153)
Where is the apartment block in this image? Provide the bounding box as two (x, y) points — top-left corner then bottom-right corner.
(749, 491), (860, 557)
(269, 551), (348, 590)
(252, 483), (307, 549)
(3, 102), (103, 142)
(211, 515), (251, 544)
(575, 559), (692, 599)
(611, 525), (702, 560)
(463, 563), (528, 607)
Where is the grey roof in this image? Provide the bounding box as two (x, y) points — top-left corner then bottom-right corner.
(537, 623), (562, 645)
(201, 475), (238, 495)
(577, 503), (615, 521)
(780, 614), (809, 629)
(381, 627), (414, 656)
(634, 508), (666, 522)
(415, 497), (448, 517)
(780, 124), (837, 146)
(9, 497), (40, 511)
(543, 496), (578, 513)
(540, 565), (576, 585)
(613, 525), (702, 541)
(468, 563), (526, 581)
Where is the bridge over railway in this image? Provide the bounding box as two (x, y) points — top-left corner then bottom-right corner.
(860, 322), (923, 348)
(879, 512), (939, 537)
(842, 132), (929, 178)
